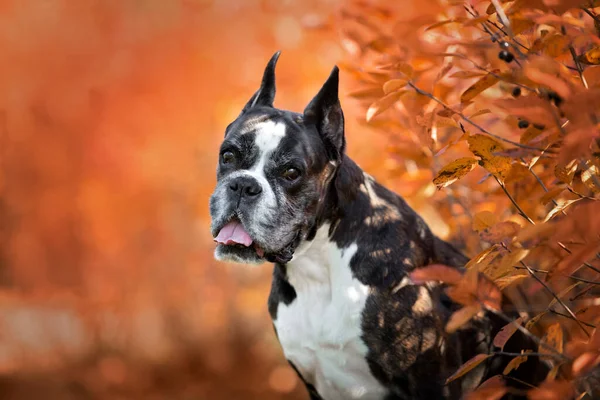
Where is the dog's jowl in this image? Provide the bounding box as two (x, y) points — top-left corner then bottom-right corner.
(209, 53), (539, 400)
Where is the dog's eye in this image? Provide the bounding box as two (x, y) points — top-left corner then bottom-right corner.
(221, 151), (235, 164)
(282, 167), (300, 181)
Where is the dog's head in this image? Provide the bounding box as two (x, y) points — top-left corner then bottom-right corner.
(210, 52), (345, 265)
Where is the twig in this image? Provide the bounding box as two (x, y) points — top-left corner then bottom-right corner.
(557, 242), (600, 274)
(408, 82), (549, 152)
(562, 25), (588, 89)
(549, 309), (596, 328)
(494, 176), (536, 225)
(513, 266), (600, 284)
(494, 351), (565, 360)
(581, 7), (600, 27)
(521, 261), (591, 338)
(484, 306), (569, 360)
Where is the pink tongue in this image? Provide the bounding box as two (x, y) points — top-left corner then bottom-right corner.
(214, 221), (253, 247)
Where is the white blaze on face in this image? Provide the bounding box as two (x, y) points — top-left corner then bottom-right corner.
(219, 119), (287, 233)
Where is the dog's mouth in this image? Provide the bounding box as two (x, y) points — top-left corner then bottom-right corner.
(213, 217), (265, 258)
(212, 216), (303, 264)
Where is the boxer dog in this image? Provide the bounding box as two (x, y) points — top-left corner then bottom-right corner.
(209, 52), (541, 399)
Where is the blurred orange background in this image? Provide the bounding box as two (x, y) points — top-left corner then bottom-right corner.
(0, 1), (396, 398)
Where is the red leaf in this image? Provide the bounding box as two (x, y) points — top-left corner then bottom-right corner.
(493, 317), (523, 350)
(409, 264), (463, 285)
(446, 353), (492, 384)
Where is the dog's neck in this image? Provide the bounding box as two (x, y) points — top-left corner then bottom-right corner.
(284, 156), (366, 285)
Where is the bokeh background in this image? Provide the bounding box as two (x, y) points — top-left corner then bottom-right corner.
(0, 1), (410, 399)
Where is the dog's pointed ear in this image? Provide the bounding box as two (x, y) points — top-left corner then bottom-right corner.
(303, 66), (345, 161)
(242, 51), (281, 112)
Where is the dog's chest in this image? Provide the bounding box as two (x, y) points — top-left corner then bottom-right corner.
(273, 229), (388, 400)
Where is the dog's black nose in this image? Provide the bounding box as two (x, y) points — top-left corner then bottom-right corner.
(228, 176), (263, 198)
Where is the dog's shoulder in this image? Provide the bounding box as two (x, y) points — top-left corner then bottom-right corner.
(329, 157), (467, 289)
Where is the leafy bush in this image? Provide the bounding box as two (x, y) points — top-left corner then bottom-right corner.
(339, 0), (600, 398)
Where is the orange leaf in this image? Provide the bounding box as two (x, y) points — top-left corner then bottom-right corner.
(503, 350), (531, 375)
(460, 72), (500, 103)
(578, 46), (600, 66)
(472, 211), (497, 232)
(446, 353), (492, 384)
(446, 304), (482, 333)
(539, 323), (564, 356)
(572, 351), (600, 377)
(425, 19), (463, 31)
(527, 380), (575, 400)
(480, 221), (521, 244)
(524, 56), (572, 99)
(432, 157), (478, 189)
(495, 274), (528, 290)
(382, 79), (408, 94)
(347, 87), (384, 99)
(366, 91), (406, 122)
(493, 317), (524, 350)
(465, 375), (507, 400)
(409, 264), (463, 285)
(450, 70), (486, 79)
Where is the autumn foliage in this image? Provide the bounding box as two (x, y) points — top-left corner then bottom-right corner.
(340, 0), (600, 398)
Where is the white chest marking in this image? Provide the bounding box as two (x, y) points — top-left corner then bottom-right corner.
(274, 225), (388, 400)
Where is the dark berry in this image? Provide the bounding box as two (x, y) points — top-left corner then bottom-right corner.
(518, 119), (529, 129)
(500, 41), (510, 48)
(533, 123), (545, 130)
(499, 50), (514, 62)
(548, 91), (563, 107)
(512, 87), (521, 97)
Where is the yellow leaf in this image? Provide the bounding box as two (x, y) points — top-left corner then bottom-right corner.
(465, 246), (499, 270)
(540, 323), (564, 356)
(460, 72), (499, 103)
(503, 350), (531, 375)
(544, 198), (581, 222)
(446, 354), (492, 384)
(578, 46), (600, 65)
(472, 211), (497, 232)
(497, 248), (529, 276)
(366, 91), (406, 122)
(581, 163), (600, 193)
(432, 157), (478, 189)
(446, 304), (481, 333)
(495, 274), (527, 290)
(467, 134), (511, 182)
(382, 79), (408, 94)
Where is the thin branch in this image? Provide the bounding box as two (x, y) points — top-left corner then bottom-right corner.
(408, 82), (550, 152)
(521, 261), (591, 338)
(581, 7), (600, 27)
(562, 25), (588, 89)
(494, 351), (565, 360)
(484, 306), (569, 360)
(557, 241), (600, 274)
(513, 266), (600, 284)
(494, 176), (536, 225)
(549, 309), (596, 328)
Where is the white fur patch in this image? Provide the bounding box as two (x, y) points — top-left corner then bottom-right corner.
(224, 120), (286, 231)
(274, 224), (387, 400)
